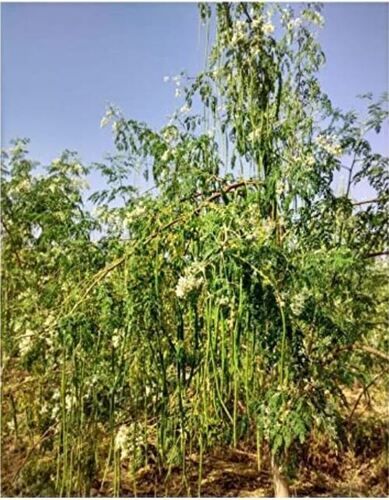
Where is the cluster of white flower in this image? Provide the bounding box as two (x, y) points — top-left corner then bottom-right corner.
(315, 134), (343, 157)
(100, 106), (119, 129)
(302, 9), (324, 27)
(306, 155), (315, 167)
(275, 179), (285, 197)
(179, 103), (191, 114)
(207, 128), (216, 139)
(111, 328), (122, 349)
(250, 45), (261, 59)
(18, 179), (31, 192)
(245, 210), (275, 242)
(287, 17), (302, 30)
(248, 128), (262, 142)
(161, 149), (173, 163)
(44, 314), (56, 350)
(114, 423), (143, 460)
(51, 390), (61, 420)
(175, 263), (204, 299)
(19, 330), (34, 357)
(162, 126), (178, 144)
(126, 205), (146, 224)
(65, 394), (77, 411)
(211, 67), (224, 79)
(231, 20), (246, 45)
(10, 143), (26, 157)
(217, 296), (230, 307)
(114, 425), (130, 458)
(163, 74), (182, 87)
(262, 21), (275, 35)
(176, 274), (203, 299)
(69, 177), (89, 191)
(290, 290), (308, 316)
(252, 13), (275, 35)
(71, 163), (84, 176)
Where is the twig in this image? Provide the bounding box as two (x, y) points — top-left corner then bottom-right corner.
(12, 425), (57, 482)
(349, 369), (386, 420)
(353, 198), (382, 206)
(364, 250), (389, 259)
(334, 343), (389, 363)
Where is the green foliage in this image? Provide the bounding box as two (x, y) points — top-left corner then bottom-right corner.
(2, 3), (388, 495)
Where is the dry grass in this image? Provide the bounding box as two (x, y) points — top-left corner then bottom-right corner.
(2, 382), (388, 497)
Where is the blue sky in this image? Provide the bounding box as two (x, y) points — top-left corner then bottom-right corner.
(2, 2), (388, 198)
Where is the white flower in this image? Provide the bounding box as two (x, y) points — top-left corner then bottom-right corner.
(172, 75), (182, 86)
(161, 150), (170, 162)
(51, 404), (60, 419)
(276, 180), (284, 196)
(179, 103), (191, 114)
(127, 205), (146, 223)
(251, 45), (261, 58)
(231, 32), (243, 45)
(263, 218), (275, 239)
(114, 425), (133, 460)
(162, 126), (177, 143)
(18, 179), (31, 191)
(100, 116), (110, 128)
(65, 394), (76, 411)
(218, 296), (229, 306)
(290, 292), (307, 316)
(288, 18), (302, 30)
(175, 88), (182, 98)
(315, 134), (342, 157)
(248, 128), (261, 142)
(306, 155), (315, 167)
(163, 76), (170, 83)
(175, 266), (204, 299)
(112, 330), (121, 349)
(303, 10), (324, 27)
(19, 330), (34, 356)
(73, 163), (83, 175)
(10, 144), (24, 156)
(262, 22), (275, 35)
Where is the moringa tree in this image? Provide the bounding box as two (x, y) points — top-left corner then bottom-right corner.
(2, 3), (388, 496)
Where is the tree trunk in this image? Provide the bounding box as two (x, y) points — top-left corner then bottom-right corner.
(271, 457), (289, 498)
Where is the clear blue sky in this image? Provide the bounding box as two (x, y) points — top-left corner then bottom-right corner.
(2, 2), (388, 197)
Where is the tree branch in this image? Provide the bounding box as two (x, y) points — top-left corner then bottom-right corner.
(353, 198), (382, 206)
(335, 343), (389, 363)
(364, 250), (389, 259)
(349, 368), (386, 420)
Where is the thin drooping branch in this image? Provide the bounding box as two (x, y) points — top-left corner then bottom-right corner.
(65, 179), (263, 315)
(349, 368), (387, 420)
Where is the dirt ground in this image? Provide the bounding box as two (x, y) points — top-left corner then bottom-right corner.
(88, 434), (387, 498)
(2, 385), (388, 497)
